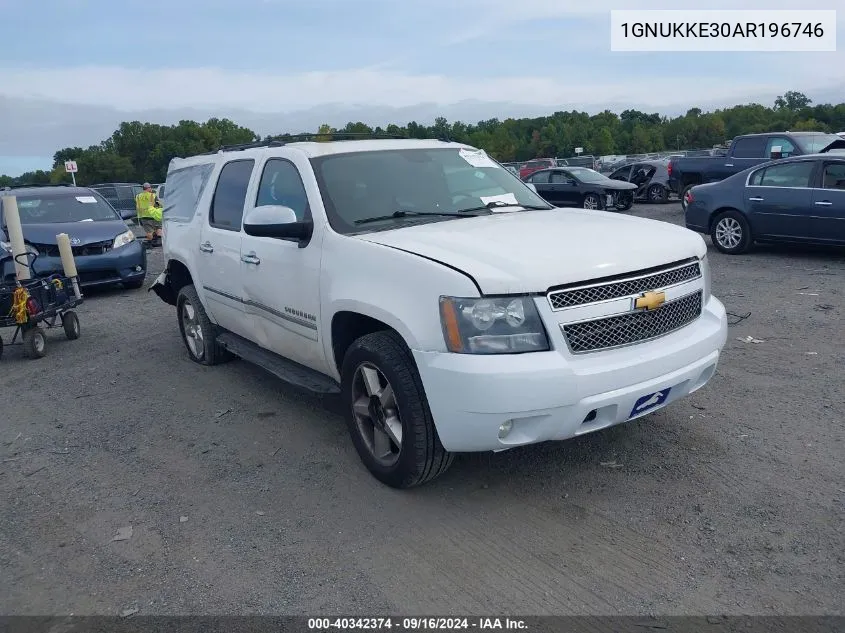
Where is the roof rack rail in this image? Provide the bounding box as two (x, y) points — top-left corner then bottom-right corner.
(3, 182), (74, 190)
(201, 131), (424, 155)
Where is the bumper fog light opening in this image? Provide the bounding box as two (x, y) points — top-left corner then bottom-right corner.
(498, 420), (514, 440)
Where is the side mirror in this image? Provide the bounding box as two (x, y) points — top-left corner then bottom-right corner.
(525, 183), (538, 193)
(243, 205), (312, 241)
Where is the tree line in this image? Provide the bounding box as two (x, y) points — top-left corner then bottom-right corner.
(2, 90), (843, 187)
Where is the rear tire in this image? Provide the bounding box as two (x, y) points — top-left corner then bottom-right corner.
(681, 184), (697, 211)
(23, 328), (46, 359)
(341, 330), (454, 489)
(176, 285), (231, 365)
(711, 209), (752, 255)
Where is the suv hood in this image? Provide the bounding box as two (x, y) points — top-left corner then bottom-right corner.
(357, 209), (707, 294)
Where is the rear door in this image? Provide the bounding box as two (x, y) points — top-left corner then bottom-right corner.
(197, 159), (256, 339)
(724, 137), (769, 179)
(745, 160), (817, 239)
(810, 159), (845, 243)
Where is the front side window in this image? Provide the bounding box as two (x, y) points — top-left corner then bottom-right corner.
(757, 161), (815, 188)
(256, 159), (310, 221)
(311, 148), (551, 233)
(821, 162), (845, 190)
(210, 160), (255, 230)
(2, 192), (119, 224)
(550, 171), (570, 184)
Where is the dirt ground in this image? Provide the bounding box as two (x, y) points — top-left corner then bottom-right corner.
(1, 203), (843, 616)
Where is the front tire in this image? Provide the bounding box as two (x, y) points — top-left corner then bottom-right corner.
(176, 285), (231, 365)
(615, 192), (633, 211)
(648, 184), (668, 203)
(62, 311), (81, 340)
(23, 328), (46, 359)
(583, 193), (602, 210)
(711, 210), (752, 254)
(341, 330), (454, 489)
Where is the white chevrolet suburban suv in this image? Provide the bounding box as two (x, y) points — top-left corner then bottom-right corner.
(151, 137), (728, 488)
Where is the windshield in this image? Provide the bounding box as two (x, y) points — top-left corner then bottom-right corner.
(568, 167), (607, 183)
(2, 192), (119, 225)
(795, 134), (843, 153)
(311, 147), (552, 233)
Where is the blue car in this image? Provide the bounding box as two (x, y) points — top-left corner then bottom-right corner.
(0, 185), (147, 288)
(684, 152), (845, 255)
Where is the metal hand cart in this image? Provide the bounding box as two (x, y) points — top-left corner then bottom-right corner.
(0, 251), (83, 360)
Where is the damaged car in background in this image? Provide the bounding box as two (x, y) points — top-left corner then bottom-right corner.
(523, 166), (638, 210)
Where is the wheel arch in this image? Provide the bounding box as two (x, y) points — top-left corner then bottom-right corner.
(330, 309), (415, 377)
(708, 207), (747, 233)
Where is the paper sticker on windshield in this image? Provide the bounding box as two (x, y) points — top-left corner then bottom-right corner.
(75, 196), (98, 203)
(480, 193), (518, 206)
(459, 149), (497, 169)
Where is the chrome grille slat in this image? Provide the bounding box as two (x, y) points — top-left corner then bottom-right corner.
(562, 291), (703, 354)
(548, 261), (701, 310)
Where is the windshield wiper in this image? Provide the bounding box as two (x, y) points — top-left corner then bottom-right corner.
(354, 209), (490, 226)
(457, 200), (551, 213)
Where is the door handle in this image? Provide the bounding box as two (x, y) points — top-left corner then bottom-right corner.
(724, 163), (734, 167)
(814, 201), (832, 206)
(199, 241), (214, 253)
(241, 252), (261, 265)
(748, 197), (764, 202)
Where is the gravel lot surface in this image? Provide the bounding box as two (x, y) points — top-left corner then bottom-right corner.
(1, 203), (843, 616)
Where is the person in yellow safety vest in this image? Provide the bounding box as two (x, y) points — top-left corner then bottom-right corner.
(135, 182), (163, 244)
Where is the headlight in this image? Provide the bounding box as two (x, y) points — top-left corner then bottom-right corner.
(439, 296), (550, 354)
(700, 253), (711, 302)
(113, 229), (136, 249)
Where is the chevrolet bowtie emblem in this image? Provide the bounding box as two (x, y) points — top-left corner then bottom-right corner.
(634, 290), (666, 311)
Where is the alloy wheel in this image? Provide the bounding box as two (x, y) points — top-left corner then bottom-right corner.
(715, 217), (743, 249)
(351, 362), (403, 466)
(180, 299), (206, 360)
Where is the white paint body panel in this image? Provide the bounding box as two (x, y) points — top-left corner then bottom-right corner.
(160, 139), (728, 453)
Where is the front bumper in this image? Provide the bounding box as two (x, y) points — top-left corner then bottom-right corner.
(413, 296), (727, 452)
(29, 240), (147, 287)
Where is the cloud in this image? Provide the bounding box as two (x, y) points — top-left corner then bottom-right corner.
(1, 64), (839, 115)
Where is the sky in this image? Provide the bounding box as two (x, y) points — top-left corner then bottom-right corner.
(0, 0), (843, 176)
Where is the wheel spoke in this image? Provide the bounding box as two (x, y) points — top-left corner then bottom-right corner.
(361, 366), (381, 397)
(384, 414), (403, 446)
(372, 426), (393, 458)
(379, 383), (396, 409)
(352, 396), (370, 418)
(184, 303), (195, 321)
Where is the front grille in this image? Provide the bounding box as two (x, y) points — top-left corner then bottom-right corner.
(31, 241), (113, 258)
(549, 261), (701, 310)
(562, 291), (703, 354)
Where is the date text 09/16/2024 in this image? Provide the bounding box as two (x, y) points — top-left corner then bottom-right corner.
(308, 617), (528, 630)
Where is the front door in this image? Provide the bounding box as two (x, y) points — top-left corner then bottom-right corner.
(551, 170), (581, 206)
(240, 155), (326, 373)
(196, 158), (255, 340)
(745, 160), (817, 240)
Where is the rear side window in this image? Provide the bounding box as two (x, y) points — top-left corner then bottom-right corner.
(732, 137), (767, 158)
(163, 163), (215, 222)
(210, 160), (255, 230)
(529, 171), (550, 184)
